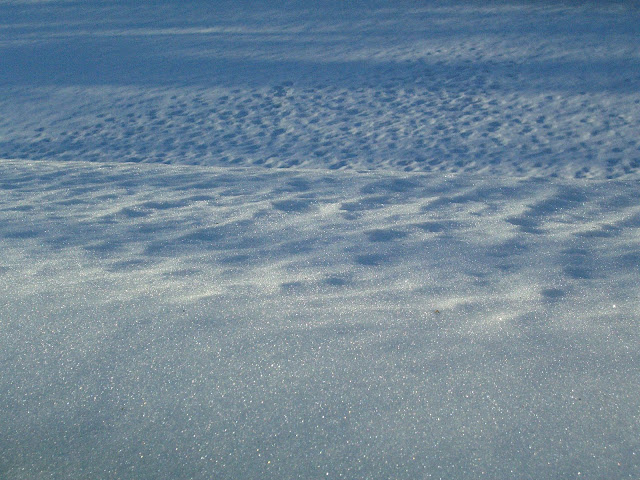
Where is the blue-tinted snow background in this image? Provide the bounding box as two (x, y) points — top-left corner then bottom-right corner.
(1, 1), (639, 478)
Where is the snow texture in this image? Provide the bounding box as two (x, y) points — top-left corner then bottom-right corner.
(1, 1), (639, 479)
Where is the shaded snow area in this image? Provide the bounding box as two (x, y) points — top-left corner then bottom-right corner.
(1, 1), (639, 479)
(2, 0), (640, 178)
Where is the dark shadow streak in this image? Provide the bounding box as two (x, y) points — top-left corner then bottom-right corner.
(1, 37), (638, 92)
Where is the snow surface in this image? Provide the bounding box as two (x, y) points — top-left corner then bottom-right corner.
(1, 1), (639, 479)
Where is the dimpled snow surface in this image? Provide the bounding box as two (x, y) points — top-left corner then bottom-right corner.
(1, 1), (639, 479)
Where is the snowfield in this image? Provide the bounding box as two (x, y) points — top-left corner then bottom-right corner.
(1, 1), (639, 479)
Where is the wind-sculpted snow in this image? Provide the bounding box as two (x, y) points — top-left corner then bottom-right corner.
(1, 1), (640, 479)
(1, 160), (639, 479)
(1, 1), (640, 177)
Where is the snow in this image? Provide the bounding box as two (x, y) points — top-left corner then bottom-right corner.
(1, 1), (639, 479)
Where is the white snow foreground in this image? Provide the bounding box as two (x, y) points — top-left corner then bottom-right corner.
(1, 0), (640, 478)
(1, 160), (639, 479)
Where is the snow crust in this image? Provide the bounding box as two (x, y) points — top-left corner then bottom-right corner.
(1, 1), (639, 479)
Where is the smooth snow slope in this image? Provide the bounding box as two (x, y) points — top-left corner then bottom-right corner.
(1, 1), (640, 479)
(2, 160), (639, 479)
